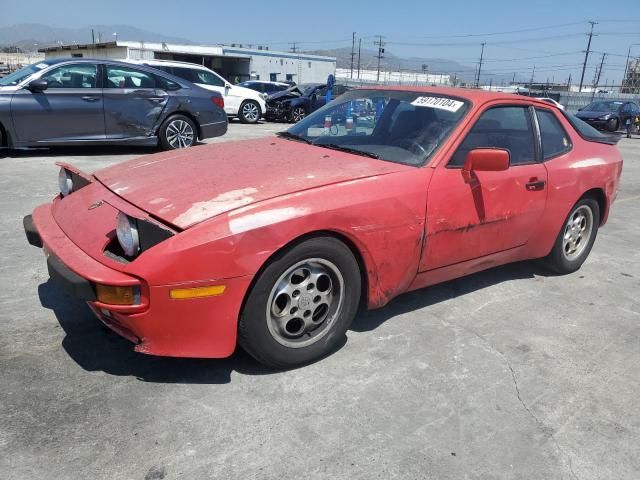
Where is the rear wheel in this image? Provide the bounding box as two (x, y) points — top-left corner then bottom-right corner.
(544, 197), (599, 274)
(239, 237), (361, 368)
(238, 100), (261, 124)
(605, 118), (619, 132)
(159, 115), (197, 150)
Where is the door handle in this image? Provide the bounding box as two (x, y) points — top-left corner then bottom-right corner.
(81, 96), (99, 102)
(525, 178), (546, 191)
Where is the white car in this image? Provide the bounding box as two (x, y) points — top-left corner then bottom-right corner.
(129, 59), (266, 123)
(535, 97), (565, 111)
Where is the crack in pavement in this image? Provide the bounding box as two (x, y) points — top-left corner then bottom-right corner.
(440, 317), (580, 480)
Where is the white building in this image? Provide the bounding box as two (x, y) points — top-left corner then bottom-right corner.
(335, 67), (451, 86)
(40, 41), (336, 84)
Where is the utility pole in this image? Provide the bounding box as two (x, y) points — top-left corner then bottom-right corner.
(594, 53), (606, 88)
(91, 28), (95, 44)
(530, 65), (535, 90)
(512, 72), (516, 85)
(475, 42), (485, 87)
(357, 38), (362, 79)
(289, 41), (298, 53)
(579, 21), (598, 92)
(350, 32), (356, 79)
(567, 73), (572, 91)
(374, 35), (385, 83)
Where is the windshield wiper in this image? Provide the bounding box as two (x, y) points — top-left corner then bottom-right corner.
(313, 143), (380, 159)
(276, 131), (312, 144)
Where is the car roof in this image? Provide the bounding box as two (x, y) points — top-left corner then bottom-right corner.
(33, 57), (201, 89)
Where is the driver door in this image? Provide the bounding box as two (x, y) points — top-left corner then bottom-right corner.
(10, 62), (105, 143)
(420, 104), (548, 271)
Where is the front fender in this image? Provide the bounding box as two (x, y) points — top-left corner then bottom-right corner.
(132, 168), (431, 309)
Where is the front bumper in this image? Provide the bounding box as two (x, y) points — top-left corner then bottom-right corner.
(25, 205), (252, 358)
(266, 103), (291, 121)
(578, 117), (610, 129)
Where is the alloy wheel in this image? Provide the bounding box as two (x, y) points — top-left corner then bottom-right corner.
(166, 119), (195, 149)
(266, 258), (344, 348)
(242, 102), (260, 122)
(291, 107), (306, 122)
(562, 205), (594, 261)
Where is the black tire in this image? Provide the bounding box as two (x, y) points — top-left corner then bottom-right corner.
(605, 118), (619, 132)
(158, 114), (197, 150)
(289, 106), (306, 123)
(543, 197), (600, 274)
(239, 237), (361, 368)
(0, 126), (4, 147)
(238, 100), (261, 124)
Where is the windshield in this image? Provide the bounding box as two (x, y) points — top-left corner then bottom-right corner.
(584, 101), (623, 112)
(287, 90), (470, 167)
(0, 62), (46, 86)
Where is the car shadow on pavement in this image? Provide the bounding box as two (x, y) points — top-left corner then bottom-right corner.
(351, 261), (553, 333)
(0, 146), (159, 159)
(38, 260), (551, 384)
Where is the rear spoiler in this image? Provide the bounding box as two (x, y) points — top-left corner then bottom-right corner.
(562, 112), (621, 146)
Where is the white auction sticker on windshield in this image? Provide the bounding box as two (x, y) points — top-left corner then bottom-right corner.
(411, 96), (464, 112)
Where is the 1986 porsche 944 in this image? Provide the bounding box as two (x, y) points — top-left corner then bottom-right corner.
(24, 87), (623, 368)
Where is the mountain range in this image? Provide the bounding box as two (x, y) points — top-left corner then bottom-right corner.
(1, 23), (513, 83)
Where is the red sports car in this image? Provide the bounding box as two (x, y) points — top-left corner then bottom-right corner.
(24, 87), (623, 368)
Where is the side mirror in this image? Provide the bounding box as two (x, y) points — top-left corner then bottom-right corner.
(462, 148), (510, 184)
(27, 79), (48, 92)
(577, 107), (583, 111)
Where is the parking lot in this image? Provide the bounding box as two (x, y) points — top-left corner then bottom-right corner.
(1, 121), (639, 480)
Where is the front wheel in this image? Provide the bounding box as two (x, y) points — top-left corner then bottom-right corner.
(543, 197), (600, 274)
(238, 100), (261, 124)
(289, 106), (306, 123)
(159, 115), (197, 150)
(605, 118), (619, 132)
(239, 237), (361, 368)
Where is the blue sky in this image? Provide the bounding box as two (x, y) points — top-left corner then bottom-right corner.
(4, 0), (640, 85)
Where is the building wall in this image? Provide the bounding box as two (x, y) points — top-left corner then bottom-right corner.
(0, 52), (45, 69)
(336, 67), (451, 86)
(41, 43), (336, 84)
(44, 46), (129, 60)
(223, 48), (335, 84)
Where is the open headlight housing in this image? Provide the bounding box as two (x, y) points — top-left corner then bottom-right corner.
(116, 212), (140, 257)
(58, 168), (73, 196)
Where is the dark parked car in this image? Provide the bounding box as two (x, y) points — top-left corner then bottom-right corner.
(575, 100), (640, 132)
(265, 83), (351, 122)
(237, 80), (291, 97)
(0, 58), (227, 150)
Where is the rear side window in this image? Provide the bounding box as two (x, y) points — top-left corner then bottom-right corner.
(105, 65), (156, 88)
(535, 109), (571, 160)
(450, 106), (536, 167)
(155, 75), (181, 91)
(562, 112), (617, 145)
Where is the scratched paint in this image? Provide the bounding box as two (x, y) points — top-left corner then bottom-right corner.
(172, 188), (259, 227)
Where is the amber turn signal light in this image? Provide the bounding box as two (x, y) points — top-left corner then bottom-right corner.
(170, 285), (226, 300)
(96, 284), (138, 305)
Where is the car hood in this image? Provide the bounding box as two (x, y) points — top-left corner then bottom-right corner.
(94, 137), (409, 229)
(267, 89), (301, 102)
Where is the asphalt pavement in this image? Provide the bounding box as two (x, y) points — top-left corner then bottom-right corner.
(1, 120), (639, 480)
